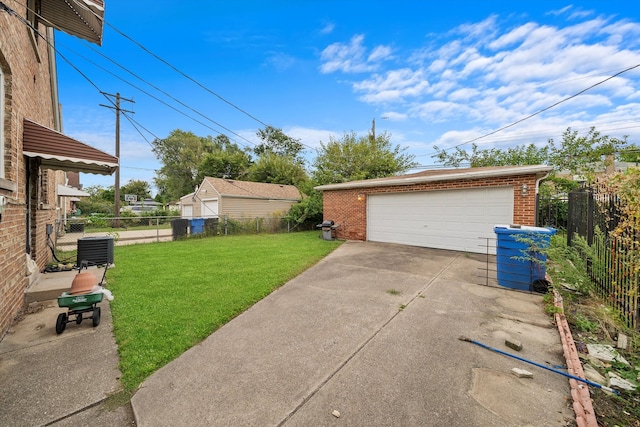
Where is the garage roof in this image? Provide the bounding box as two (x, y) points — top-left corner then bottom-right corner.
(203, 177), (301, 200)
(315, 165), (552, 191)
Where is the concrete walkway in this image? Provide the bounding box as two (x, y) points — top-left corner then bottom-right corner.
(0, 268), (133, 426)
(132, 241), (573, 426)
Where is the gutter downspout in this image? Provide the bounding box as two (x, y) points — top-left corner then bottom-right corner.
(535, 171), (550, 195)
(47, 27), (62, 131)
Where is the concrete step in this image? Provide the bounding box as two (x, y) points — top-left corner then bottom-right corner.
(24, 267), (106, 304)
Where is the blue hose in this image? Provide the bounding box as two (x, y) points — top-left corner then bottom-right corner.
(459, 336), (620, 395)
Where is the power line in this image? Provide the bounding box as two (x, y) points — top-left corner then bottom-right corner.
(100, 18), (318, 152)
(415, 121), (640, 158)
(428, 63), (640, 158)
(0, 0), (120, 114)
(15, 0), (317, 154)
(13, 0), (258, 152)
(104, 21), (271, 129)
(56, 39), (259, 150)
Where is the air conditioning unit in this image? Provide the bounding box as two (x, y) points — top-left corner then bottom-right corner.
(77, 236), (114, 267)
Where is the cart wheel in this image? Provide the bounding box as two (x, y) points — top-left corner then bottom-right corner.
(56, 313), (67, 334)
(76, 312), (83, 325)
(92, 307), (101, 327)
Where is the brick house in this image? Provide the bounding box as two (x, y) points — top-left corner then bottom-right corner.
(315, 165), (551, 254)
(0, 0), (117, 336)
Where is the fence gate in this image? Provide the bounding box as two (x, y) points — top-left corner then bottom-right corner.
(567, 189), (593, 246)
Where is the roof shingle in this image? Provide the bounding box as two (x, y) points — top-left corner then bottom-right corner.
(203, 178), (301, 200)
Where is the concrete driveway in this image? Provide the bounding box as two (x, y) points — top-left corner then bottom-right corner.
(132, 241), (573, 426)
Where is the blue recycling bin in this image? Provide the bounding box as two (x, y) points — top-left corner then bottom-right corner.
(494, 225), (556, 292)
(190, 218), (205, 235)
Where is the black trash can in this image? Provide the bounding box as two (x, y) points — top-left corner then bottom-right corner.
(171, 218), (190, 240)
(69, 222), (85, 233)
(204, 218), (219, 235)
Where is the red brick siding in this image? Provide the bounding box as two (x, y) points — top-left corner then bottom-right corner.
(0, 2), (59, 336)
(322, 174), (541, 241)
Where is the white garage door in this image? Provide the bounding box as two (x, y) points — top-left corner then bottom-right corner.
(367, 187), (514, 254)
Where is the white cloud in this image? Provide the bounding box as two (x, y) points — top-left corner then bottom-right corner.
(354, 68), (430, 103)
(489, 23), (538, 50)
(318, 10), (640, 159)
(410, 100), (473, 123)
(320, 22), (335, 35)
(264, 51), (296, 71)
(368, 45), (393, 62)
(381, 111), (408, 121)
(285, 126), (342, 150)
(319, 34), (393, 74)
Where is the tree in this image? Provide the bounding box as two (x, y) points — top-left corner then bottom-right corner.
(546, 127), (627, 179)
(153, 129), (213, 200)
(76, 185), (115, 215)
(433, 143), (549, 168)
(254, 125), (304, 162)
(120, 179), (152, 202)
(198, 135), (252, 180)
(246, 152), (307, 186)
(248, 126), (307, 185)
(618, 144), (640, 164)
(84, 185), (114, 202)
(286, 180), (323, 227)
(313, 131), (417, 185)
(432, 127), (628, 183)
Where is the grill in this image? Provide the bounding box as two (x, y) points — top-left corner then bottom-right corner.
(316, 220), (339, 241)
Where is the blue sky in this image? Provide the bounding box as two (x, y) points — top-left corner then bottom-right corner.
(54, 1), (640, 193)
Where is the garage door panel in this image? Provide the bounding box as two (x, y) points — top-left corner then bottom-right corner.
(367, 187), (513, 253)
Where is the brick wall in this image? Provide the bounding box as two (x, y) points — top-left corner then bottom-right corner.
(322, 174), (541, 241)
(0, 1), (59, 336)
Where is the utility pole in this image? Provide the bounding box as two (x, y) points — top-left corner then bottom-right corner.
(370, 118), (376, 143)
(100, 92), (134, 227)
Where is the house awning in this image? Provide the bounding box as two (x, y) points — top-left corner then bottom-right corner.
(23, 119), (118, 176)
(57, 185), (90, 197)
(40, 0), (105, 46)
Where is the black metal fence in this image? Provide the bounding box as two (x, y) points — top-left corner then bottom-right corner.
(567, 187), (638, 329)
(536, 194), (568, 229)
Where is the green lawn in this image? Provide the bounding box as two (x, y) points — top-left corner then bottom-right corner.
(107, 231), (342, 390)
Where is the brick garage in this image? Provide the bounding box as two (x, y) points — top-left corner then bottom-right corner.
(316, 165), (551, 254)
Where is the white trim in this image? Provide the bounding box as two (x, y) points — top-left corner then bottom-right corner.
(23, 151), (119, 169)
(315, 165), (552, 191)
(57, 184), (90, 197)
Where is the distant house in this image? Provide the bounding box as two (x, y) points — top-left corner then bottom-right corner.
(58, 184), (90, 221)
(179, 178), (301, 219)
(122, 198), (162, 214)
